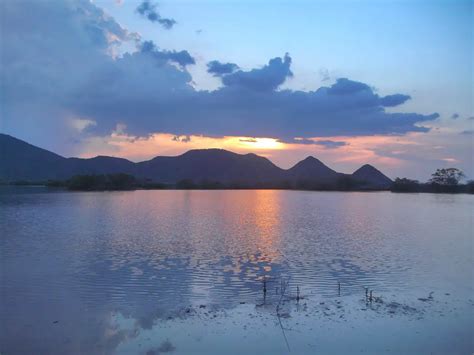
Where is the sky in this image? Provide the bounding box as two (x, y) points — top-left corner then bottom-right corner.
(0, 0), (472, 180)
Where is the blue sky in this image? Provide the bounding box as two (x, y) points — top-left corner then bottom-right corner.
(102, 0), (472, 114)
(1, 0), (472, 179)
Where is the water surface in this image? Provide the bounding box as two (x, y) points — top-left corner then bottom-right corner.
(1, 188), (473, 354)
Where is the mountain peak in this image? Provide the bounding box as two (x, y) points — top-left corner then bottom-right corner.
(0, 133), (393, 189)
(302, 155), (321, 162)
(354, 164), (377, 172)
(288, 155), (339, 180)
(352, 164), (392, 187)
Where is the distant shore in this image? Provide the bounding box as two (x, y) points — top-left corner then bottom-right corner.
(2, 173), (473, 194)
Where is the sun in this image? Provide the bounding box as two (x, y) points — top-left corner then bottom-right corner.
(238, 137), (284, 150)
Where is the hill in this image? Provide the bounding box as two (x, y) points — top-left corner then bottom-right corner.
(0, 133), (392, 189)
(351, 164), (393, 189)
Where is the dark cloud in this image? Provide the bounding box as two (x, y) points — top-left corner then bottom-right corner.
(314, 140), (347, 148)
(327, 78), (370, 95)
(460, 130), (474, 135)
(172, 135), (191, 142)
(380, 94), (411, 107)
(451, 113), (460, 119)
(280, 138), (347, 149)
(239, 138), (258, 143)
(221, 53), (293, 91)
(141, 40), (195, 67)
(73, 72), (439, 139)
(207, 61), (240, 76)
(136, 1), (176, 29)
(1, 0), (440, 149)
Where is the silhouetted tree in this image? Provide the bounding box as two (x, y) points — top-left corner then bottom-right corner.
(429, 168), (464, 186)
(106, 173), (136, 189)
(391, 177), (420, 192)
(336, 175), (357, 190)
(466, 180), (474, 194)
(66, 174), (136, 190)
(176, 179), (196, 189)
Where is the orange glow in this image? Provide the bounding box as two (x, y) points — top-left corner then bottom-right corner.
(237, 137), (284, 150)
(77, 130), (437, 178)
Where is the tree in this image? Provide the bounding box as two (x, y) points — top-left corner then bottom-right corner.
(466, 180), (474, 194)
(391, 177), (420, 192)
(176, 179), (196, 189)
(429, 168), (464, 186)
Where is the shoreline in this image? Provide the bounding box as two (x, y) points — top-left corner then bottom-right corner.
(2, 184), (473, 194)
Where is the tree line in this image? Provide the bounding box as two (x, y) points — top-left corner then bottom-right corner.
(391, 168), (474, 193)
(4, 167), (473, 194)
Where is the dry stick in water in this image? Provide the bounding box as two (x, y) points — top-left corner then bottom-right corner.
(263, 277), (267, 303)
(338, 282), (341, 297)
(276, 277), (291, 353)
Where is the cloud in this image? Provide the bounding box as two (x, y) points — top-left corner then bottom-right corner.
(141, 40), (195, 67)
(1, 0), (440, 152)
(379, 94), (411, 107)
(74, 72), (437, 139)
(441, 157), (459, 163)
(460, 130), (474, 135)
(326, 78), (370, 95)
(172, 135), (191, 142)
(314, 140), (348, 149)
(319, 68), (330, 82)
(207, 61), (239, 76)
(136, 1), (176, 29)
(221, 53), (293, 91)
(451, 113), (460, 119)
(280, 138), (347, 149)
(239, 138), (258, 143)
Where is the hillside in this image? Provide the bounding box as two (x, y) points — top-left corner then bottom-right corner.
(0, 133), (392, 189)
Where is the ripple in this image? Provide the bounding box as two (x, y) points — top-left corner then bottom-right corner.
(1, 189), (473, 353)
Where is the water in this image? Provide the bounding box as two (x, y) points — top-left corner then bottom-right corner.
(1, 187), (473, 354)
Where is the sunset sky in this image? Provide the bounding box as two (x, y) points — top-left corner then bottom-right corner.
(1, 0), (472, 180)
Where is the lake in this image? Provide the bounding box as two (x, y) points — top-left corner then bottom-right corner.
(1, 187), (473, 354)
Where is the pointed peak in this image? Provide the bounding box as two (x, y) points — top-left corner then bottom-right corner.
(288, 156), (338, 179)
(300, 156), (324, 164)
(354, 164), (381, 174)
(352, 163), (392, 185)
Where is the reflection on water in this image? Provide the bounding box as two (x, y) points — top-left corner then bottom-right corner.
(0, 188), (473, 354)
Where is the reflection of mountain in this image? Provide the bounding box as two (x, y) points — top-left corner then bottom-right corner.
(0, 133), (392, 189)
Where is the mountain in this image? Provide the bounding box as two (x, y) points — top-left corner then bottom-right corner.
(0, 133), (392, 189)
(351, 164), (393, 188)
(136, 149), (286, 184)
(0, 134), (137, 181)
(287, 156), (342, 182)
(67, 156), (136, 176)
(0, 134), (67, 181)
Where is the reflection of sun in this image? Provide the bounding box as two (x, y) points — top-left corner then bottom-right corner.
(238, 137), (283, 150)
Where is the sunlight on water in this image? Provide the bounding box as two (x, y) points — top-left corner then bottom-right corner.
(1, 188), (473, 354)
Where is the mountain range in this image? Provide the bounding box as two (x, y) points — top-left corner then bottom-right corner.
(0, 133), (393, 189)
